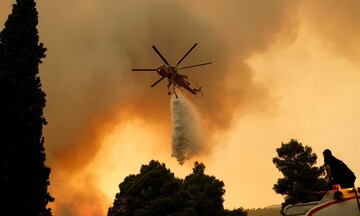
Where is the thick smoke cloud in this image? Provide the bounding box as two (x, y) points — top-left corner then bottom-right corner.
(303, 0), (360, 61)
(1, 0), (302, 214)
(171, 95), (204, 165)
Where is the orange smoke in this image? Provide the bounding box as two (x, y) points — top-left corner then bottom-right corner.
(2, 0), (360, 214)
(48, 104), (172, 215)
(25, 0), (301, 214)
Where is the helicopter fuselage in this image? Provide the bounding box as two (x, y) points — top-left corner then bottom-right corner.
(156, 64), (196, 94)
(156, 64), (174, 77)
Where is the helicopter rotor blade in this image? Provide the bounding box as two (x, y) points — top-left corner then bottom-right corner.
(131, 68), (157, 71)
(176, 62), (212, 70)
(150, 76), (166, 87)
(152, 46), (170, 65)
(175, 43), (198, 69)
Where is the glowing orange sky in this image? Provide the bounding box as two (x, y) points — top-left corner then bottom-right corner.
(1, 1), (360, 215)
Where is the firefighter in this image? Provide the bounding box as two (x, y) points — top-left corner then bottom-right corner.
(323, 149), (356, 190)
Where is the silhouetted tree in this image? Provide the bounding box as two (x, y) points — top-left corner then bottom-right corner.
(108, 160), (196, 216)
(247, 207), (281, 216)
(109, 161), (247, 216)
(0, 0), (53, 215)
(184, 162), (226, 216)
(272, 139), (327, 214)
(224, 208), (248, 216)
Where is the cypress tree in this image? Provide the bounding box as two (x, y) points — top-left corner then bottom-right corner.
(0, 0), (53, 215)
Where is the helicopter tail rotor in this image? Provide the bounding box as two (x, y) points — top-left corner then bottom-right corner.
(194, 82), (204, 96)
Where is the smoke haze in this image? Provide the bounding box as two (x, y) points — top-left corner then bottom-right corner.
(3, 0), (360, 215)
(303, 0), (360, 61)
(0, 0), (300, 214)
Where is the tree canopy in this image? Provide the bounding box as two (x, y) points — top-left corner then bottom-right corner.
(272, 139), (327, 213)
(184, 161), (226, 215)
(108, 160), (247, 216)
(0, 0), (53, 215)
(108, 160), (196, 216)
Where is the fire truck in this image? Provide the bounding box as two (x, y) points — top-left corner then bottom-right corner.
(284, 185), (360, 216)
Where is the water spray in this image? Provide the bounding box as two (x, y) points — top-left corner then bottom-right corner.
(170, 94), (204, 165)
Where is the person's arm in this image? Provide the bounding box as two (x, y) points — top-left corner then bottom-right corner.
(325, 164), (332, 180)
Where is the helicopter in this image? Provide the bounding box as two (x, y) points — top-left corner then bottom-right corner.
(131, 43), (211, 98)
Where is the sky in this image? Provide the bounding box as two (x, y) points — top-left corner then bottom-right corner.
(1, 0), (360, 215)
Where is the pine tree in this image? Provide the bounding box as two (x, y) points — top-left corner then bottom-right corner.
(108, 160), (196, 216)
(184, 162), (226, 216)
(0, 0), (53, 215)
(109, 160), (244, 216)
(272, 139), (327, 214)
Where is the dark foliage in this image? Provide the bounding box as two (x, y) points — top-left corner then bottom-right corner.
(108, 160), (196, 216)
(272, 139), (327, 214)
(108, 161), (239, 216)
(0, 0), (53, 215)
(224, 208), (248, 216)
(247, 207), (281, 216)
(184, 162), (226, 216)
